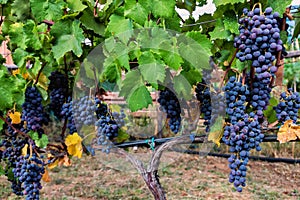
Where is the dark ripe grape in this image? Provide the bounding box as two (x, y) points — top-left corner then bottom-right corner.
(158, 88), (182, 133)
(264, 7), (273, 15)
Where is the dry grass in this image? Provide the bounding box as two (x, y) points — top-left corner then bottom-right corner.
(1, 146), (300, 200)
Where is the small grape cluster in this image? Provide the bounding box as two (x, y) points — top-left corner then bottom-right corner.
(13, 153), (45, 200)
(95, 98), (124, 153)
(22, 86), (47, 131)
(61, 97), (77, 134)
(222, 76), (264, 192)
(274, 89), (300, 123)
(158, 88), (181, 133)
(48, 71), (68, 119)
(72, 96), (97, 127)
(196, 81), (212, 132)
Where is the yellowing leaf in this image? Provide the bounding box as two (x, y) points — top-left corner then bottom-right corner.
(58, 155), (72, 167)
(42, 169), (51, 182)
(9, 112), (21, 124)
(65, 133), (83, 158)
(22, 72), (29, 79)
(21, 144), (28, 156)
(277, 120), (298, 143)
(208, 117), (225, 147)
(12, 69), (20, 76)
(48, 159), (59, 169)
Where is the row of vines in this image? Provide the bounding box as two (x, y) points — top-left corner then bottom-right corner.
(0, 0), (300, 199)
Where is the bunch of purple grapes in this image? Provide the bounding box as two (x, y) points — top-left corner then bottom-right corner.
(21, 86), (48, 132)
(235, 7), (283, 115)
(274, 89), (300, 124)
(158, 88), (181, 133)
(95, 98), (123, 153)
(222, 76), (264, 192)
(13, 153), (45, 200)
(48, 71), (68, 119)
(61, 97), (77, 134)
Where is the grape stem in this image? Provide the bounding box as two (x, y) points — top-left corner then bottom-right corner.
(34, 62), (46, 85)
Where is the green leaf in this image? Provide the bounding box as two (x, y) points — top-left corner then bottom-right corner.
(267, 0), (292, 16)
(0, 67), (25, 111)
(116, 128), (130, 143)
(151, 0), (175, 18)
(35, 134), (49, 148)
(0, 119), (4, 133)
(223, 15), (239, 35)
(23, 20), (43, 50)
(280, 31), (288, 44)
(8, 22), (26, 49)
(124, 0), (148, 25)
(67, 0), (87, 12)
(138, 28), (170, 50)
(0, 165), (5, 176)
(104, 40), (130, 70)
(80, 9), (105, 36)
(30, 0), (66, 22)
(263, 97), (278, 124)
(120, 70), (144, 98)
(213, 0), (244, 7)
(106, 14), (133, 44)
(52, 20), (85, 60)
(102, 64), (121, 83)
(178, 37), (210, 70)
(209, 19), (231, 40)
(180, 69), (202, 86)
(138, 51), (166, 87)
(28, 131), (39, 141)
(127, 86), (152, 111)
(11, 0), (30, 20)
(185, 31), (213, 56)
(173, 74), (192, 100)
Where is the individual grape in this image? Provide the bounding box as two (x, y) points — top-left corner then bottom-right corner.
(274, 89), (300, 123)
(158, 88), (181, 133)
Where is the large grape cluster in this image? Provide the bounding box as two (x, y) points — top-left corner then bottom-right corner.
(13, 153), (45, 200)
(48, 71), (68, 119)
(222, 76), (264, 192)
(22, 86), (47, 131)
(274, 89), (300, 124)
(158, 88), (181, 133)
(235, 7), (282, 115)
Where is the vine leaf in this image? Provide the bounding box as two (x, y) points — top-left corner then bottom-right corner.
(66, 0), (87, 12)
(52, 20), (85, 60)
(267, 0), (293, 15)
(213, 0), (244, 7)
(106, 14), (133, 44)
(208, 117), (225, 147)
(277, 120), (300, 143)
(28, 132), (49, 148)
(11, 0), (30, 20)
(127, 86), (152, 112)
(159, 38), (183, 70)
(178, 38), (210, 70)
(65, 133), (83, 158)
(119, 70), (152, 111)
(80, 9), (105, 36)
(42, 169), (51, 182)
(124, 0), (148, 25)
(138, 51), (166, 87)
(185, 31), (213, 56)
(151, 0), (175, 18)
(30, 0), (66, 22)
(209, 19), (231, 40)
(173, 74), (192, 100)
(9, 112), (21, 124)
